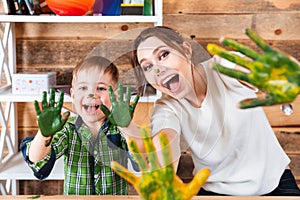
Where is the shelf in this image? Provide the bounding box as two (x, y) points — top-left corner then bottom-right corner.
(0, 151), (139, 181)
(0, 86), (158, 103)
(0, 87), (72, 102)
(0, 15), (161, 24)
(0, 3), (162, 194)
(0, 151), (139, 195)
(0, 152), (63, 194)
(0, 151), (64, 180)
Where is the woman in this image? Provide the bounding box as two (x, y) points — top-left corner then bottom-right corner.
(126, 26), (300, 196)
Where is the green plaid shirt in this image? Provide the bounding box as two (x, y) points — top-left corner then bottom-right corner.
(25, 115), (128, 195)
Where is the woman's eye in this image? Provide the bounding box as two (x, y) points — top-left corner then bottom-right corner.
(159, 51), (169, 60)
(97, 86), (107, 91)
(143, 64), (153, 72)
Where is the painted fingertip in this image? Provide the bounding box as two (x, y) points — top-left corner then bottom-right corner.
(206, 44), (216, 54)
(237, 102), (243, 109)
(245, 29), (254, 38)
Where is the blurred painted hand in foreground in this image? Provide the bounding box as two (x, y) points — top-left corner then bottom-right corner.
(111, 126), (210, 200)
(207, 28), (300, 109)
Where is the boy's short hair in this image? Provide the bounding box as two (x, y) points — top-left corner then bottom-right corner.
(72, 56), (119, 87)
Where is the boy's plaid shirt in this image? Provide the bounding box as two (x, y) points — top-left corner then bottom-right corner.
(24, 115), (128, 195)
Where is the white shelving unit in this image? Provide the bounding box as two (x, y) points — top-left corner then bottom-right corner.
(0, 1), (162, 195)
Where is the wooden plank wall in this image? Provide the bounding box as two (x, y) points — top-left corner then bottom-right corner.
(1, 0), (300, 194)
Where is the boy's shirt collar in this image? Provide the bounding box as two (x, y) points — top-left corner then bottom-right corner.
(70, 115), (117, 140)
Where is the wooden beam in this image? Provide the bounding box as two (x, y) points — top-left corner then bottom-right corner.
(163, 0), (300, 14)
(164, 13), (300, 40)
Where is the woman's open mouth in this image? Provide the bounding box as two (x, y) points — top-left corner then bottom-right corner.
(162, 74), (179, 92)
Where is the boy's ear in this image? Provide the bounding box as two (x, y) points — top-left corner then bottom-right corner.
(70, 88), (74, 99)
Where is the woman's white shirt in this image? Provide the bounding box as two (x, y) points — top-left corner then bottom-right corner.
(151, 57), (290, 195)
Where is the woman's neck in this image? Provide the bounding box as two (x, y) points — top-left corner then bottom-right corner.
(190, 64), (207, 108)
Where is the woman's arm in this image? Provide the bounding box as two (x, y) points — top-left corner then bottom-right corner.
(118, 121), (145, 152)
(152, 128), (181, 171)
(119, 122), (181, 170)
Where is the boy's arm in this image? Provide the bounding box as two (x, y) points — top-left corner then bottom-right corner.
(20, 136), (57, 180)
(28, 131), (52, 162)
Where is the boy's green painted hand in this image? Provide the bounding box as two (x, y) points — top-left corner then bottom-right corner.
(111, 126), (210, 200)
(207, 28), (300, 108)
(34, 88), (70, 146)
(100, 83), (139, 127)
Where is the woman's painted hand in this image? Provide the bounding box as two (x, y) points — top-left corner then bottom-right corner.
(101, 83), (139, 127)
(207, 28), (300, 108)
(34, 88), (70, 146)
(111, 126), (210, 200)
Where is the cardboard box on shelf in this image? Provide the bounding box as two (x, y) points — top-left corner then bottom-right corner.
(12, 72), (56, 95)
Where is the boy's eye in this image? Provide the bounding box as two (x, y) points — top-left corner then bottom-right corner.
(143, 63), (153, 72)
(79, 86), (87, 91)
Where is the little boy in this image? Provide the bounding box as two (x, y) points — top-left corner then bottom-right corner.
(20, 56), (134, 195)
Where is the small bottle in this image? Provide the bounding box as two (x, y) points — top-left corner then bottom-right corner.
(143, 0), (152, 16)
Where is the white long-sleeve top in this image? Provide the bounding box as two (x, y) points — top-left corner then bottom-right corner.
(151, 57), (290, 195)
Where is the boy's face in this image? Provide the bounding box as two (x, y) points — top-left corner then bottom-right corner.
(70, 70), (116, 124)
